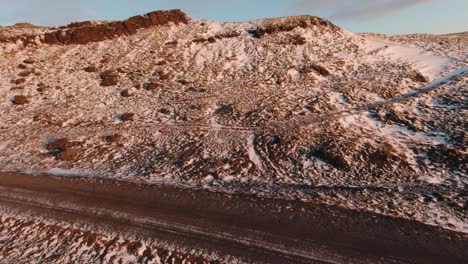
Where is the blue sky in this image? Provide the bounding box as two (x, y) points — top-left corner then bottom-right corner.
(0, 0), (466, 34)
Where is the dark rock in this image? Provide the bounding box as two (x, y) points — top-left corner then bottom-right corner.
(18, 64), (28, 69)
(207, 37), (216, 43)
(33, 112), (62, 126)
(12, 95), (29, 105)
(411, 72), (428, 83)
(120, 113), (135, 122)
(121, 89), (132, 97)
(159, 108), (171, 115)
(46, 138), (70, 151)
(13, 78), (26, 85)
(100, 70), (120, 86)
(57, 149), (78, 161)
(18, 71), (31, 77)
(101, 77), (118, 86)
(145, 82), (160, 90)
(159, 73), (172, 81)
(84, 65), (99, 73)
(248, 16), (338, 38)
(105, 133), (125, 143)
(428, 144), (467, 170)
(291, 35), (306, 45)
(310, 64), (330, 76)
(23, 58), (36, 64)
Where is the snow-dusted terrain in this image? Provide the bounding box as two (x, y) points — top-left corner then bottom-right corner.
(0, 9), (467, 243)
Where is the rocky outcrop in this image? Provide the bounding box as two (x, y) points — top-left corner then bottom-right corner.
(248, 16), (340, 38)
(43, 9), (189, 45)
(0, 10), (189, 47)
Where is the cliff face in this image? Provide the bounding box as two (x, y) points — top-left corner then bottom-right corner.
(44, 9), (190, 45)
(0, 9), (189, 46)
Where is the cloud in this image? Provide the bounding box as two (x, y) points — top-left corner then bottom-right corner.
(293, 0), (439, 21)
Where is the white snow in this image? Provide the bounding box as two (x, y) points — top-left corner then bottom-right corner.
(246, 135), (265, 173)
(363, 38), (452, 77)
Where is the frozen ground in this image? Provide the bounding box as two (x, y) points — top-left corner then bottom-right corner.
(0, 13), (467, 236)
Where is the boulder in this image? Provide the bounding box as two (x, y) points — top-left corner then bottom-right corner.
(12, 95), (29, 105)
(105, 133), (125, 143)
(23, 58), (36, 64)
(120, 113), (135, 122)
(46, 138), (70, 151)
(100, 70), (120, 86)
(57, 149), (78, 161)
(84, 65), (99, 73)
(121, 89), (132, 97)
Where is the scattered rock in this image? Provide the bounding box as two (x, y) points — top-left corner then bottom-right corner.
(18, 71), (31, 77)
(427, 144), (467, 170)
(18, 64), (28, 69)
(33, 112), (62, 126)
(411, 72), (428, 83)
(248, 16), (337, 38)
(310, 64), (330, 76)
(46, 138), (70, 151)
(100, 70), (120, 86)
(57, 149), (78, 161)
(159, 73), (172, 81)
(120, 113), (135, 122)
(23, 58), (36, 64)
(121, 89), (132, 97)
(105, 133), (125, 143)
(12, 95), (29, 105)
(290, 35), (306, 45)
(159, 108), (171, 115)
(145, 82), (160, 90)
(207, 37), (216, 43)
(13, 78), (26, 85)
(84, 65), (99, 73)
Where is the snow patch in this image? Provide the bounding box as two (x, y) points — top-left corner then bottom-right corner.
(246, 135), (265, 173)
(364, 38), (452, 77)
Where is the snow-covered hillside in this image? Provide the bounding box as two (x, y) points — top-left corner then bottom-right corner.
(0, 11), (467, 232)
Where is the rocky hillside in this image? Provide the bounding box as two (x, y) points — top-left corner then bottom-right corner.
(0, 10), (467, 232)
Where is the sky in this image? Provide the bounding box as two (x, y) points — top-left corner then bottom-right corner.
(0, 0), (467, 34)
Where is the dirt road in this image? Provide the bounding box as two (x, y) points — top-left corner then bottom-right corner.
(0, 172), (467, 263)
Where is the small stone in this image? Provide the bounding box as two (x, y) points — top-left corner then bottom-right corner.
(411, 72), (428, 83)
(100, 70), (120, 86)
(84, 65), (99, 73)
(23, 58), (36, 64)
(159, 73), (172, 81)
(101, 77), (119, 86)
(57, 149), (77, 161)
(120, 113), (134, 122)
(13, 78), (26, 85)
(46, 138), (70, 151)
(12, 95), (29, 105)
(106, 133), (124, 143)
(18, 71), (31, 77)
(207, 37), (216, 43)
(145, 82), (159, 91)
(121, 89), (132, 97)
